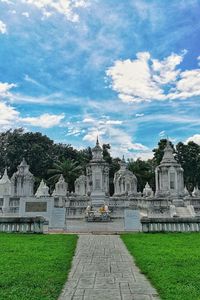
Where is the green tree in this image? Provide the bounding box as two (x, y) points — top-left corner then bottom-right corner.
(0, 129), (55, 179)
(128, 159), (155, 192)
(76, 147), (93, 170)
(102, 144), (120, 195)
(47, 159), (82, 192)
(176, 141), (200, 191)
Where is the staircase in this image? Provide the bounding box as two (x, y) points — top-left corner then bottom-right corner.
(170, 202), (196, 218)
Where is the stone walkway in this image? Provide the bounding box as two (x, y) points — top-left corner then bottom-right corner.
(58, 235), (160, 300)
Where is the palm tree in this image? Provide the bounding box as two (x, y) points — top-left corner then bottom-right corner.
(48, 159), (82, 192)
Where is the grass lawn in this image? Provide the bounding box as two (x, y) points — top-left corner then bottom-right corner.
(121, 233), (200, 300)
(0, 233), (78, 300)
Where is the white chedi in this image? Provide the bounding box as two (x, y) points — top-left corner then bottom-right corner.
(11, 158), (34, 197)
(192, 186), (200, 197)
(0, 168), (11, 196)
(35, 179), (49, 197)
(75, 174), (87, 196)
(155, 141), (184, 198)
(114, 156), (137, 196)
(143, 182), (154, 197)
(52, 174), (68, 196)
(184, 186), (190, 197)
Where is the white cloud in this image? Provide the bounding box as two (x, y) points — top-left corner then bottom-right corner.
(0, 99), (65, 129)
(0, 102), (19, 129)
(82, 117), (122, 126)
(135, 113), (144, 117)
(106, 51), (200, 103)
(185, 134), (200, 145)
(22, 12), (30, 17)
(82, 121), (148, 158)
(0, 82), (16, 97)
(105, 120), (122, 125)
(133, 151), (153, 160)
(0, 20), (7, 34)
(22, 0), (89, 22)
(0, 0), (13, 4)
(24, 74), (41, 86)
(83, 117), (95, 123)
(159, 130), (166, 137)
(22, 113), (65, 128)
(67, 128), (82, 136)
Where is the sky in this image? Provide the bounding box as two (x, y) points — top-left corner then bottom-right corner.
(0, 0), (200, 159)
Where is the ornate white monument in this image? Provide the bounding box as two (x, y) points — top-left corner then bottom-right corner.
(143, 182), (154, 197)
(0, 168), (11, 197)
(75, 174), (87, 196)
(114, 156), (137, 196)
(11, 158), (34, 197)
(86, 138), (109, 206)
(35, 179), (49, 197)
(192, 186), (200, 197)
(52, 174), (68, 196)
(155, 141), (184, 197)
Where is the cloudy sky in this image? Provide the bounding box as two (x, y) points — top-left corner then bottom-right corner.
(0, 0), (200, 159)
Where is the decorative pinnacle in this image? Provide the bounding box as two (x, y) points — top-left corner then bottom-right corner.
(96, 135), (99, 146)
(4, 167), (8, 176)
(166, 138), (170, 147)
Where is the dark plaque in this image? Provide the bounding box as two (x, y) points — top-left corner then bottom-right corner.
(25, 202), (47, 212)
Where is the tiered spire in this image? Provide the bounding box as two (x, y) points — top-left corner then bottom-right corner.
(119, 155), (127, 170)
(0, 167), (10, 184)
(96, 135), (99, 146)
(161, 140), (176, 164)
(91, 136), (103, 160)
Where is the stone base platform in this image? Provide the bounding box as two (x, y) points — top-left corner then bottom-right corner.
(64, 219), (128, 233)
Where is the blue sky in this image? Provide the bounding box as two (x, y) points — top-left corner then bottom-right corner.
(0, 0), (200, 159)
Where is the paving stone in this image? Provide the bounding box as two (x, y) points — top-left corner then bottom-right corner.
(58, 235), (160, 300)
(84, 288), (121, 300)
(74, 289), (85, 296)
(72, 297), (84, 300)
(132, 295), (151, 300)
(78, 278), (94, 289)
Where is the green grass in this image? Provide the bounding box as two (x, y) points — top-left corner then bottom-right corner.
(0, 233), (78, 300)
(121, 233), (200, 300)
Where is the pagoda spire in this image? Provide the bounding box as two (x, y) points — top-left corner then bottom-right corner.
(96, 135), (99, 146)
(161, 140), (176, 164)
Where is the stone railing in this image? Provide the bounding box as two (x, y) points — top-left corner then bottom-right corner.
(141, 217), (200, 232)
(0, 216), (49, 233)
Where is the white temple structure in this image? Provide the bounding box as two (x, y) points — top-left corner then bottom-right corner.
(192, 186), (200, 197)
(86, 138), (109, 206)
(155, 141), (184, 198)
(113, 156), (137, 196)
(0, 168), (11, 197)
(1, 139), (200, 233)
(11, 158), (34, 197)
(53, 174), (68, 196)
(75, 174), (87, 196)
(143, 182), (154, 198)
(35, 179), (49, 197)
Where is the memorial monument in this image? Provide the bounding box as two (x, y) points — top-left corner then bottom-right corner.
(86, 137), (109, 206)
